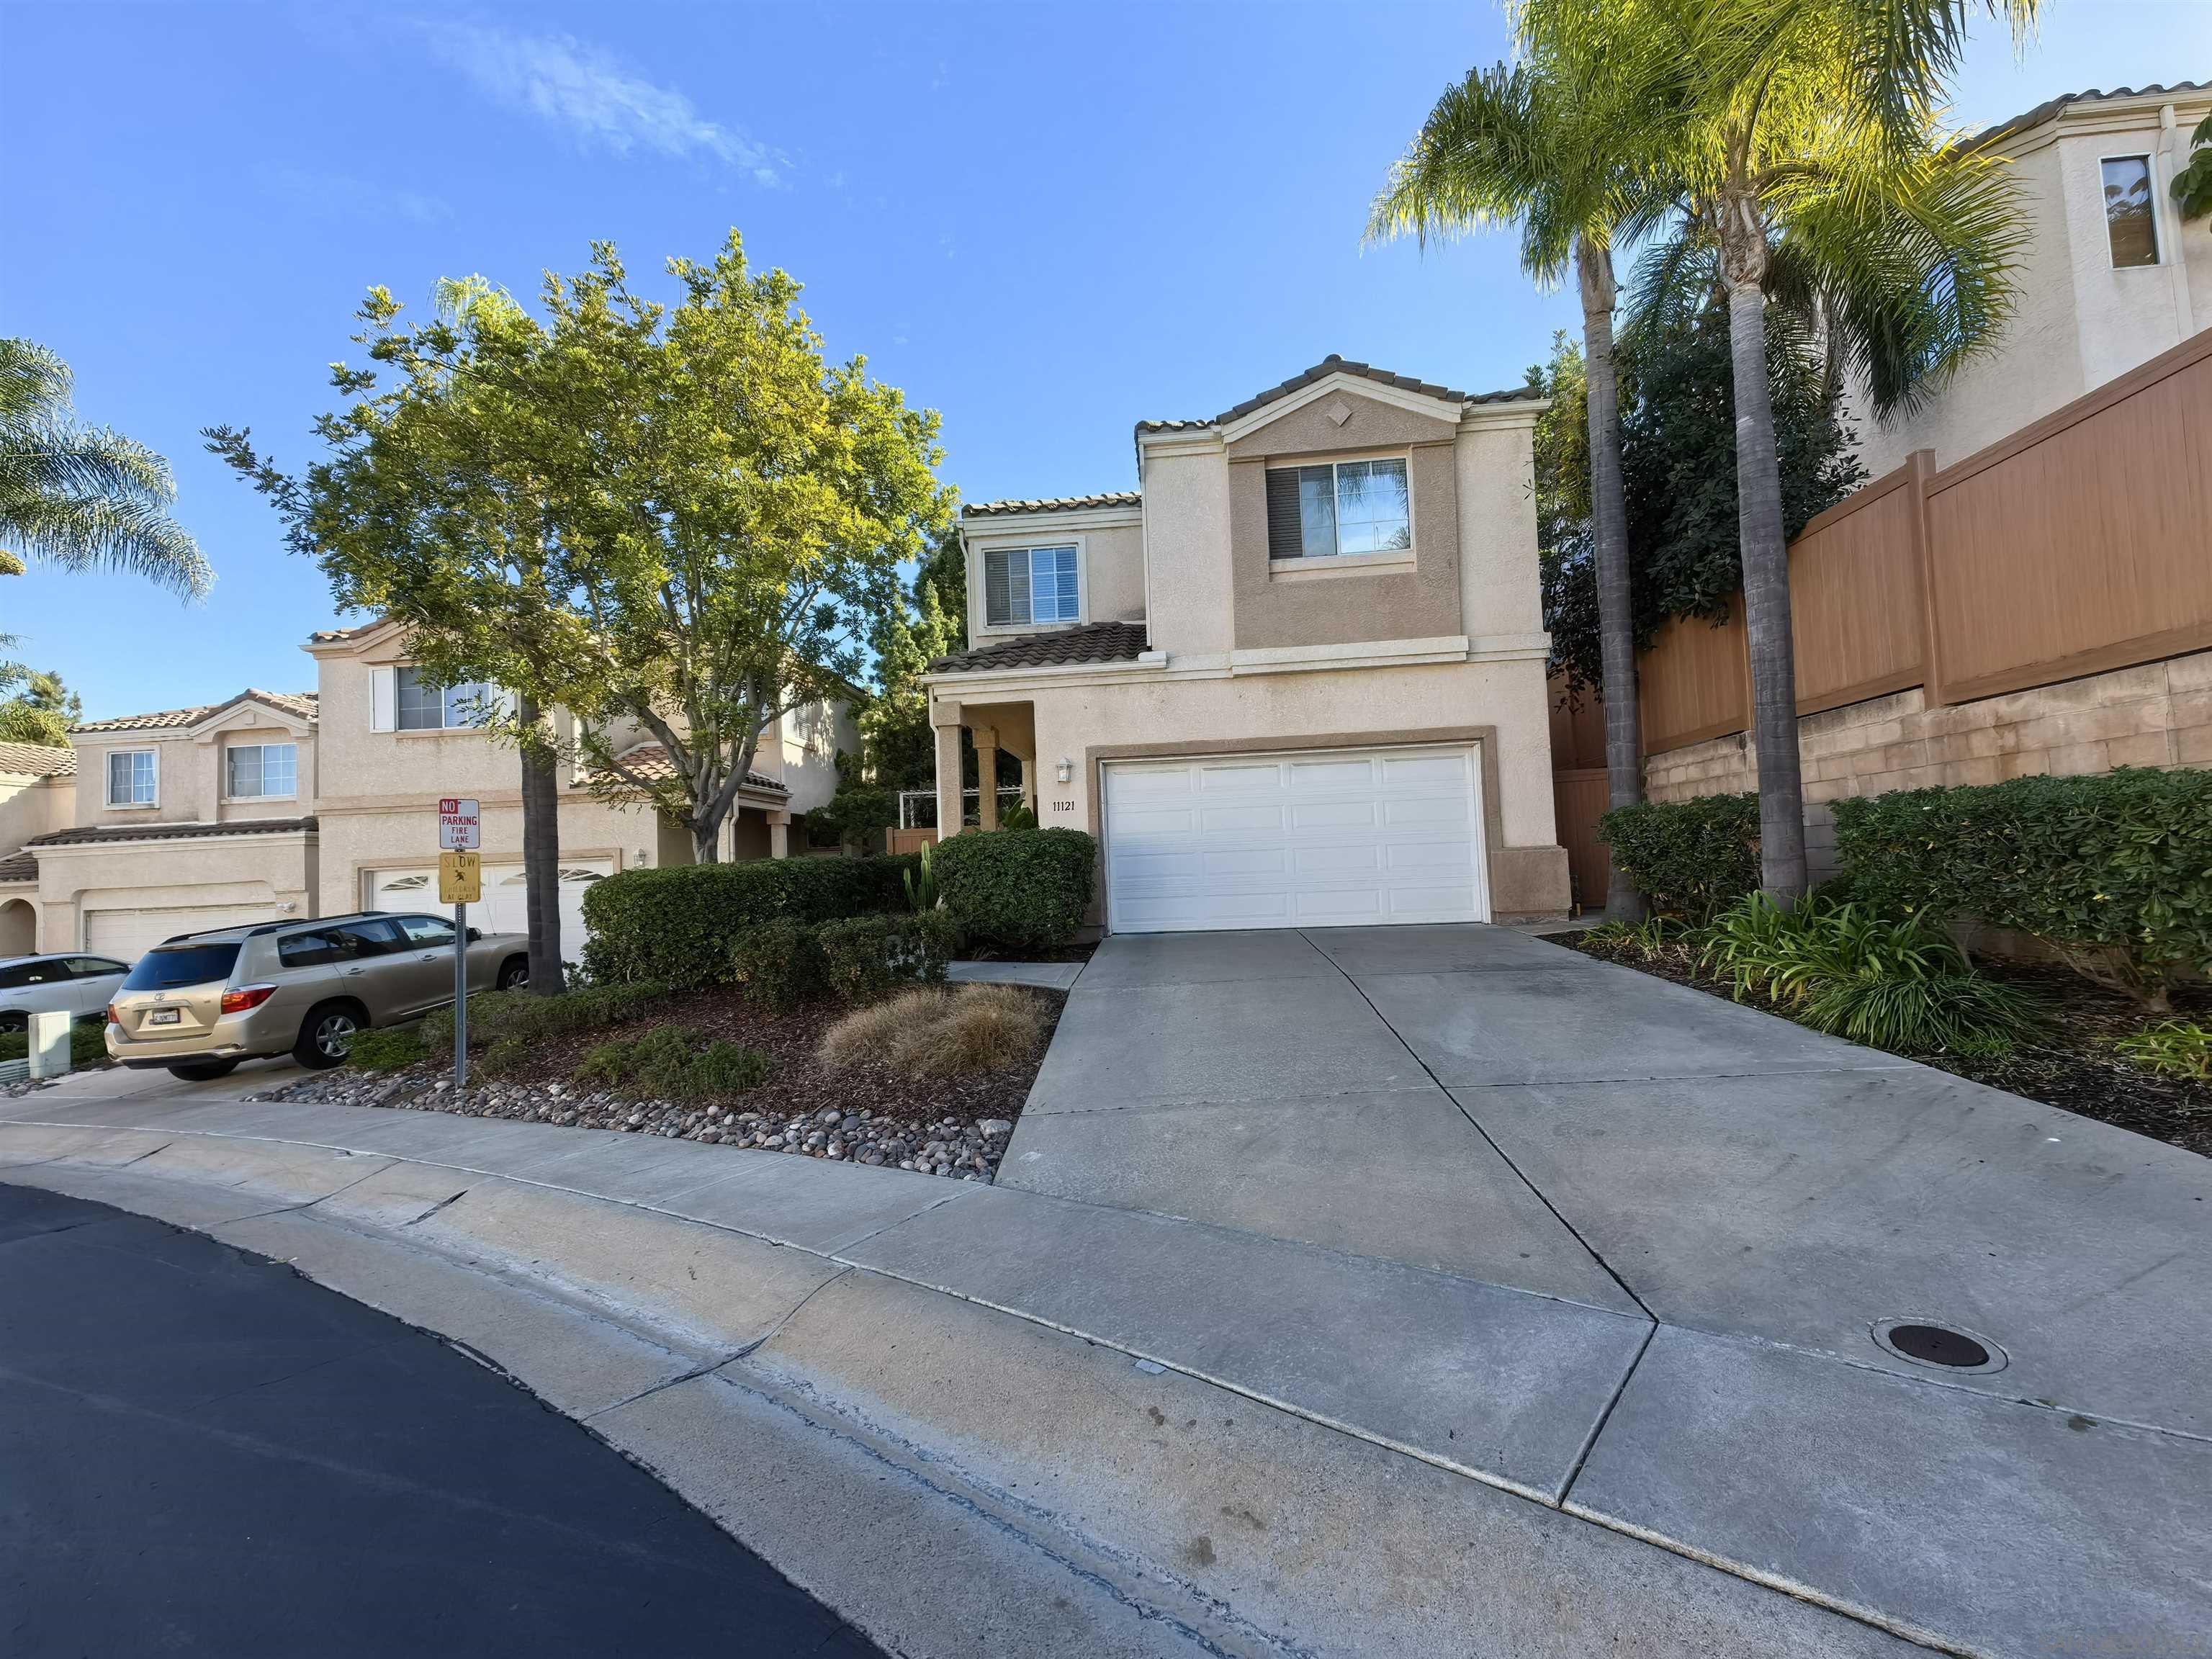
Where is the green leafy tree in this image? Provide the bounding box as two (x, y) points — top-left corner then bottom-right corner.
(1521, 0), (2036, 901)
(208, 278), (595, 993)
(1372, 58), (1680, 922)
(500, 234), (954, 865)
(0, 338), (210, 599)
(2172, 113), (2212, 222)
(0, 667), (81, 747)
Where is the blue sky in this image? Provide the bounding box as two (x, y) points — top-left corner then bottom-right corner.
(5, 1), (2206, 721)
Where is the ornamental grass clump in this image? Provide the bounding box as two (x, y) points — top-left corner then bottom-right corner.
(2112, 1020), (2212, 1082)
(818, 984), (1048, 1079)
(1698, 891), (2039, 1058)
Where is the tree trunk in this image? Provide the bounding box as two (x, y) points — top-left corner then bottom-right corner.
(1578, 237), (1647, 924)
(517, 695), (566, 994)
(693, 813), (719, 866)
(1719, 208), (1809, 903)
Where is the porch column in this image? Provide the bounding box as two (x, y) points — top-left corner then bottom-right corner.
(931, 699), (965, 837)
(1018, 754), (1037, 815)
(768, 809), (791, 860)
(974, 724), (1000, 832)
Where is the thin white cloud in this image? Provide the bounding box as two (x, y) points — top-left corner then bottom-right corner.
(427, 19), (783, 185)
(261, 166), (451, 225)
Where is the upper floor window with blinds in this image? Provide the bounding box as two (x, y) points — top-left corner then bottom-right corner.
(984, 544), (1080, 626)
(1266, 457), (1411, 559)
(2101, 155), (2159, 268)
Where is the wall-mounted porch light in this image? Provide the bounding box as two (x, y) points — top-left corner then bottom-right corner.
(1055, 756), (1074, 785)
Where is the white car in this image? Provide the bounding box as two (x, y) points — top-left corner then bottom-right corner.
(0, 953), (133, 1030)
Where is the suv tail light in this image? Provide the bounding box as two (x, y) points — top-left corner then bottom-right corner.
(220, 984), (277, 1015)
(104, 1004), (120, 1026)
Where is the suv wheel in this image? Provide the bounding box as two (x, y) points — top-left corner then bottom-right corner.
(497, 956), (529, 991)
(168, 1058), (240, 1082)
(294, 1002), (363, 1069)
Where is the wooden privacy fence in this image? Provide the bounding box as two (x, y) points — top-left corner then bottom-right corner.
(1636, 328), (2212, 755)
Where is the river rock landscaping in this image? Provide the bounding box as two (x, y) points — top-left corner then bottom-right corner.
(253, 983), (1063, 1182)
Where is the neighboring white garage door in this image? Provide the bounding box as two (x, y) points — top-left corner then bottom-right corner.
(85, 903), (282, 962)
(1102, 746), (1488, 934)
(366, 860), (612, 963)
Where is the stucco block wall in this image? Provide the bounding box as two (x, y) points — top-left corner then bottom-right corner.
(1644, 649), (2212, 877)
(0, 774), (73, 855)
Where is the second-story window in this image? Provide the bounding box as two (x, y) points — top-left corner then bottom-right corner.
(395, 666), (493, 730)
(105, 749), (157, 807)
(226, 742), (297, 799)
(984, 545), (1080, 626)
(1266, 457), (1411, 559)
(2102, 156), (2159, 268)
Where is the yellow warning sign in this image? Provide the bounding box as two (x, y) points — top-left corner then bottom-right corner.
(439, 850), (482, 904)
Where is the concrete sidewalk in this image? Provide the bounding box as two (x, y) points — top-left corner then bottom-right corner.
(4, 922), (2208, 1658)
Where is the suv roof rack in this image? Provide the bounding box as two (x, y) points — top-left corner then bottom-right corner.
(157, 910), (392, 947)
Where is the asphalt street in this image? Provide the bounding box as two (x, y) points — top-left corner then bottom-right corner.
(0, 1182), (883, 1657)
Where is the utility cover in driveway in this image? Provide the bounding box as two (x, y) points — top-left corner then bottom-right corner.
(1102, 746), (1487, 932)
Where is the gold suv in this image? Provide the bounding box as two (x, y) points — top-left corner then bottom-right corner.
(106, 912), (531, 1082)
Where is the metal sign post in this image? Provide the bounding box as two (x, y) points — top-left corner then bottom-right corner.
(437, 799), (482, 1097)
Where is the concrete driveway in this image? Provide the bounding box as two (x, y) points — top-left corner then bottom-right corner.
(1001, 923), (2212, 1656)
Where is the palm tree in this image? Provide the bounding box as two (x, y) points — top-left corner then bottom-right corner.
(1521, 0), (2033, 902)
(1370, 61), (1678, 922)
(0, 338), (210, 599)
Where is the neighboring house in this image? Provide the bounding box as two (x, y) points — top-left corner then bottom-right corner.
(925, 355), (1567, 933)
(0, 742), (78, 956)
(9, 626), (859, 956)
(1855, 81), (2211, 476)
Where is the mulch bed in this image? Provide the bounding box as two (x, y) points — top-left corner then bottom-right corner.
(1550, 932), (2212, 1160)
(257, 984), (1066, 1182)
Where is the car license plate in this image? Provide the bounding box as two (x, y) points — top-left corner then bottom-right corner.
(148, 1009), (181, 1026)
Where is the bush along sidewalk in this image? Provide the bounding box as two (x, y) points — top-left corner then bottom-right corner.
(931, 827), (1097, 954)
(580, 855), (917, 987)
(1597, 794), (1761, 924)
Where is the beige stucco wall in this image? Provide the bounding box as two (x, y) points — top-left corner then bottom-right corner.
(314, 795), (662, 918)
(1141, 444), (1236, 659)
(958, 511), (1146, 652)
(937, 654), (1566, 920)
(1455, 415), (1545, 639)
(73, 708), (318, 830)
(1645, 648), (2212, 876)
(32, 831), (317, 953)
(0, 772), (73, 855)
(1856, 93), (2211, 475)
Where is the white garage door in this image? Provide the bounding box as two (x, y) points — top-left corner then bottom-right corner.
(85, 903), (281, 962)
(365, 860), (611, 963)
(1103, 746), (1488, 934)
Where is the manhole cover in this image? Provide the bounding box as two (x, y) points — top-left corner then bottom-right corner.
(1871, 1318), (2007, 1373)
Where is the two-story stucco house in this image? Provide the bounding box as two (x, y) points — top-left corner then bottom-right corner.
(1856, 80), (2211, 475)
(4, 624), (856, 958)
(0, 742), (80, 955)
(925, 356), (1568, 933)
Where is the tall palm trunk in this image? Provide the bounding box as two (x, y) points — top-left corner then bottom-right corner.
(517, 693), (566, 994)
(1577, 237), (1647, 922)
(1719, 197), (1809, 903)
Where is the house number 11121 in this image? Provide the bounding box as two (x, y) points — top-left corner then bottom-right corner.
(1051, 799), (1076, 813)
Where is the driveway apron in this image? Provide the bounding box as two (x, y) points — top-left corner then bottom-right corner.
(1000, 922), (2212, 1656)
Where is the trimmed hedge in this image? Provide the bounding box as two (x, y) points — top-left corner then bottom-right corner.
(1833, 768), (2212, 1005)
(580, 855), (915, 987)
(1598, 794), (1761, 922)
(818, 912), (957, 1004)
(729, 917), (824, 1010)
(931, 827), (1098, 953)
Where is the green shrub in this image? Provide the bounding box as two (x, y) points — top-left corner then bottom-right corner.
(580, 855), (916, 986)
(0, 1022), (109, 1069)
(1699, 891), (2039, 1057)
(2113, 1020), (2212, 1081)
(575, 1025), (772, 1100)
(1598, 794), (1760, 923)
(931, 827), (1097, 953)
(1833, 768), (2212, 1007)
(346, 1026), (426, 1071)
(421, 981), (670, 1053)
(729, 917), (824, 1010)
(817, 912), (957, 1003)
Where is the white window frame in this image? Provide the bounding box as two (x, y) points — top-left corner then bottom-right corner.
(392, 665), (498, 731)
(1264, 454), (1415, 565)
(978, 541), (1087, 633)
(104, 748), (158, 809)
(225, 741), (299, 801)
(2098, 152), (2163, 269)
